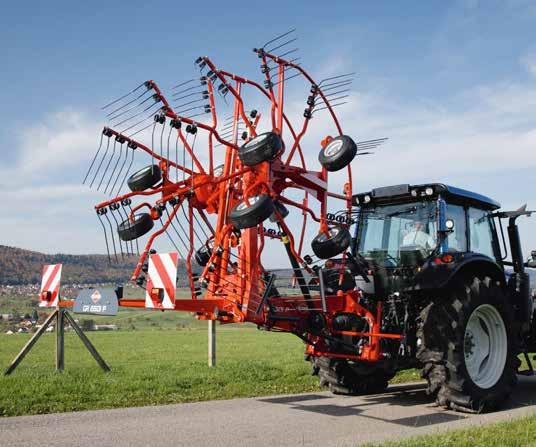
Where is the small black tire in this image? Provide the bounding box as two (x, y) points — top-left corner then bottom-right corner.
(309, 356), (394, 395)
(127, 165), (162, 192)
(230, 194), (274, 229)
(195, 246), (212, 267)
(311, 226), (351, 259)
(238, 132), (282, 166)
(324, 269), (356, 293)
(318, 135), (357, 172)
(417, 276), (519, 413)
(269, 200), (289, 223)
(117, 213), (154, 241)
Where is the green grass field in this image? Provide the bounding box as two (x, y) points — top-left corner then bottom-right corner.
(0, 324), (420, 417)
(366, 414), (536, 447)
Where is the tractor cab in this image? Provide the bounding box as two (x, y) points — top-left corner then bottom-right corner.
(351, 183), (503, 296)
(352, 183), (501, 266)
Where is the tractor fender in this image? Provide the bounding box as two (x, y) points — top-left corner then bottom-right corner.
(410, 252), (505, 292)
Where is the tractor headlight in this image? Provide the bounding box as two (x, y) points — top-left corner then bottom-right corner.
(363, 195), (371, 203)
(425, 187), (434, 196)
(410, 189), (418, 197)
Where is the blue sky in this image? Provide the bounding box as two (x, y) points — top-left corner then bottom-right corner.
(1, 0), (536, 261)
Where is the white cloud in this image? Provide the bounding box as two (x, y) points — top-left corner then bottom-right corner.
(3, 109), (101, 186)
(521, 52), (536, 77)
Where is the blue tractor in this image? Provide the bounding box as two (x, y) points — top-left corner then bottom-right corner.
(310, 183), (536, 413)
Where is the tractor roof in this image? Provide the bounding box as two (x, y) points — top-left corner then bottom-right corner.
(353, 183), (501, 210)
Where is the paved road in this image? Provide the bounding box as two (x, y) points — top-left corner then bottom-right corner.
(3, 377), (536, 447)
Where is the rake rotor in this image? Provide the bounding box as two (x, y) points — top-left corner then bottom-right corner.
(83, 31), (391, 362)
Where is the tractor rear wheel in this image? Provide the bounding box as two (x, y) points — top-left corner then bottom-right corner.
(309, 356), (394, 395)
(417, 276), (519, 413)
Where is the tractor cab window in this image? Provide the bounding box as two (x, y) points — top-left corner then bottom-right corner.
(468, 207), (495, 258)
(445, 204), (467, 252)
(358, 201), (437, 266)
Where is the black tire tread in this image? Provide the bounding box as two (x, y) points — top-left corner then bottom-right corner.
(309, 356), (394, 395)
(416, 276), (519, 413)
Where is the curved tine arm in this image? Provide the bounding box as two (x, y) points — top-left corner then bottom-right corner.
(260, 51), (343, 135)
(94, 178), (185, 212)
(130, 199), (184, 281)
(277, 196), (321, 223)
(200, 57), (256, 137)
(217, 70), (306, 169)
(165, 109), (239, 151)
(147, 81), (206, 174)
(105, 127), (194, 176)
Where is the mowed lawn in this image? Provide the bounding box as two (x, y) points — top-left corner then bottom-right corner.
(0, 326), (420, 417)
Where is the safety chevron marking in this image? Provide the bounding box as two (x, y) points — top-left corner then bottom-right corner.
(38, 264), (62, 308)
(145, 252), (179, 309)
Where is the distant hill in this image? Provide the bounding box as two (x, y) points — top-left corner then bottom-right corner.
(0, 245), (143, 285)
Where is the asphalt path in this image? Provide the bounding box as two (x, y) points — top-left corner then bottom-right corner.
(3, 377), (536, 447)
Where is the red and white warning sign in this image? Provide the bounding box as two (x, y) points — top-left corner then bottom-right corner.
(145, 253), (178, 310)
(38, 264), (62, 308)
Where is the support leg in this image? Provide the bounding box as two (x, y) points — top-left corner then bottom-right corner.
(56, 308), (65, 372)
(63, 311), (111, 372)
(208, 319), (216, 367)
(4, 310), (58, 376)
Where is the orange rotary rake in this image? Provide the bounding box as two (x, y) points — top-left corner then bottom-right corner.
(82, 30), (392, 363)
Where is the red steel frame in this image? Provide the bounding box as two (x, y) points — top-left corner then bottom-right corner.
(78, 48), (401, 364)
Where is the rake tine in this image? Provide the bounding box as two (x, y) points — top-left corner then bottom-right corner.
(357, 138), (388, 146)
(97, 138), (117, 191)
(268, 48), (299, 64)
(101, 82), (147, 110)
(176, 105), (205, 115)
(318, 72), (356, 86)
(119, 104), (163, 134)
(159, 216), (185, 258)
(312, 101), (348, 114)
(107, 93), (155, 122)
(171, 78), (195, 90)
(116, 144), (136, 196)
(172, 89), (206, 100)
(83, 131), (104, 184)
(111, 96), (160, 127)
(89, 134), (111, 188)
(355, 151), (374, 156)
(116, 205), (131, 255)
(184, 111), (208, 119)
(174, 97), (206, 109)
(159, 117), (166, 162)
(271, 72), (301, 86)
(96, 211), (112, 264)
(103, 210), (119, 263)
(261, 28), (296, 50)
(126, 203), (140, 255)
(267, 56), (301, 72)
(314, 95), (349, 106)
(106, 88), (152, 117)
(109, 206), (125, 260)
(104, 140), (124, 195)
(127, 121), (154, 138)
(321, 81), (352, 93)
(266, 37), (298, 55)
(111, 141), (131, 195)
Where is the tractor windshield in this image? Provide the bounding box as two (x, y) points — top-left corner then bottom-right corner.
(356, 201), (438, 266)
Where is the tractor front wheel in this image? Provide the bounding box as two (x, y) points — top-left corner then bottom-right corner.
(417, 276), (519, 413)
(309, 356), (394, 395)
